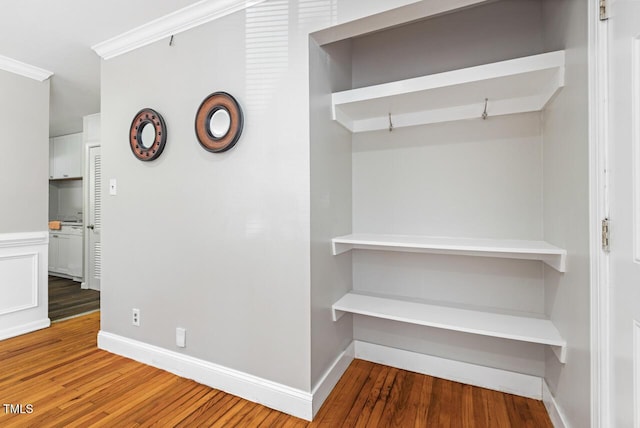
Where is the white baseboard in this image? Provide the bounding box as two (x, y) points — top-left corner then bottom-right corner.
(96, 332), (556, 422)
(543, 381), (569, 428)
(311, 342), (354, 417)
(98, 331), (314, 420)
(0, 318), (50, 341)
(354, 340), (543, 399)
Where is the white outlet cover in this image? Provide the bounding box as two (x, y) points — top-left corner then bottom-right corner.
(176, 327), (186, 348)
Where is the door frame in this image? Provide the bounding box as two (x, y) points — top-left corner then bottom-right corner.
(589, 0), (611, 426)
(82, 142), (101, 291)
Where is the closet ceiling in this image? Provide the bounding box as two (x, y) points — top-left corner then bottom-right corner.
(0, 0), (201, 137)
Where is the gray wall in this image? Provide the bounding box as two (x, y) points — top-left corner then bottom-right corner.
(351, 0), (544, 88)
(309, 38), (354, 387)
(541, 0), (591, 426)
(101, 3), (313, 390)
(0, 70), (49, 234)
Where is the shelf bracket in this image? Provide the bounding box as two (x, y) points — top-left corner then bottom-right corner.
(332, 241), (353, 256)
(482, 98), (488, 120)
(388, 113), (394, 132)
(551, 344), (567, 364)
(332, 307), (346, 322)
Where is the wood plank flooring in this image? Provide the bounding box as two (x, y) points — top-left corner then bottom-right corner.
(48, 276), (100, 321)
(0, 313), (553, 427)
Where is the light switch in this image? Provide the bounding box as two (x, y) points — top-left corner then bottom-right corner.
(176, 327), (186, 348)
(109, 178), (117, 195)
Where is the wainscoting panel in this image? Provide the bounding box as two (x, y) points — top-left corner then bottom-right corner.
(0, 253), (38, 315)
(0, 232), (50, 340)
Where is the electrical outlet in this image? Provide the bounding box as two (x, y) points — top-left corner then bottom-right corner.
(132, 308), (140, 326)
(176, 328), (186, 348)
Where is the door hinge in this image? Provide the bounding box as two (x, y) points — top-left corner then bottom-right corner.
(600, 0), (608, 21)
(602, 218), (610, 252)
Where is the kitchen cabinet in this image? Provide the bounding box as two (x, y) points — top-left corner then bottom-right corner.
(50, 133), (83, 179)
(49, 225), (83, 280)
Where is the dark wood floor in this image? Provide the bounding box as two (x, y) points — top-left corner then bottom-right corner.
(0, 313), (553, 427)
(48, 275), (100, 321)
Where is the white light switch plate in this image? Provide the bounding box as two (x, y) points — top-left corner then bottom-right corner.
(109, 178), (117, 195)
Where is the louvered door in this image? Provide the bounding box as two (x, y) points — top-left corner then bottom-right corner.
(88, 146), (101, 290)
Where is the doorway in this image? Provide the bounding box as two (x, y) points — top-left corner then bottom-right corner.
(48, 275), (99, 321)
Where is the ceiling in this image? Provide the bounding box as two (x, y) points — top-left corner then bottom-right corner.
(0, 0), (202, 137)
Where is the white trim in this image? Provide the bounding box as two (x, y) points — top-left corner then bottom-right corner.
(635, 320), (640, 428)
(543, 381), (569, 428)
(311, 342), (354, 417)
(353, 340), (543, 399)
(633, 36), (640, 264)
(0, 54), (53, 82)
(0, 252), (39, 315)
(92, 0), (266, 60)
(0, 318), (50, 341)
(0, 231), (48, 249)
(589, 0), (611, 425)
(98, 331), (314, 420)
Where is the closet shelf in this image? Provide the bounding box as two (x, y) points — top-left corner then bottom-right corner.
(332, 292), (567, 363)
(331, 50), (565, 132)
(332, 233), (567, 272)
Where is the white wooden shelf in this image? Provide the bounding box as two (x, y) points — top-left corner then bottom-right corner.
(332, 292), (567, 363)
(332, 233), (567, 272)
(331, 50), (565, 132)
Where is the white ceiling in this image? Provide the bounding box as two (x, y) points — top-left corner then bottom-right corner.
(0, 0), (202, 137)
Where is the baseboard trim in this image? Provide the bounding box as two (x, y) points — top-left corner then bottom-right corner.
(311, 342), (355, 417)
(354, 340), (543, 399)
(0, 318), (50, 341)
(97, 331), (314, 420)
(543, 381), (568, 428)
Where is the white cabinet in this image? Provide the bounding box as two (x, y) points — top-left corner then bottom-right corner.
(50, 133), (83, 179)
(49, 226), (83, 280)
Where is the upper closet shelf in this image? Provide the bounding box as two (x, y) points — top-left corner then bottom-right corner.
(331, 50), (565, 133)
(332, 233), (567, 272)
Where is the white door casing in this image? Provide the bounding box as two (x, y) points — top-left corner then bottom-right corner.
(607, 0), (640, 426)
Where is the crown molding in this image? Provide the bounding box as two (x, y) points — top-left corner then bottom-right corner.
(0, 55), (53, 82)
(92, 0), (266, 60)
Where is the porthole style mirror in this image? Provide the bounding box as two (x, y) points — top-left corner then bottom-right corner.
(129, 108), (167, 161)
(195, 92), (244, 152)
(209, 108), (231, 138)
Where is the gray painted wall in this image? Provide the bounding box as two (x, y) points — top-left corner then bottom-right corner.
(542, 0), (591, 426)
(0, 70), (49, 234)
(309, 38), (354, 387)
(100, 3), (313, 391)
(351, 0), (544, 88)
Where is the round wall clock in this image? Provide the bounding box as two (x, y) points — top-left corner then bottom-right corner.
(129, 108), (167, 161)
(194, 92), (244, 153)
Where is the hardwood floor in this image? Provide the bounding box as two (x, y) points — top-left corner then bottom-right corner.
(48, 276), (100, 321)
(0, 313), (553, 427)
